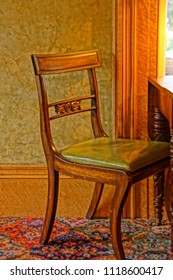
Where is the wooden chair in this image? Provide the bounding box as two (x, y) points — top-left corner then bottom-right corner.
(31, 50), (170, 259)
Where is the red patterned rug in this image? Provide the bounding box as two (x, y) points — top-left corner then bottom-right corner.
(0, 217), (172, 260)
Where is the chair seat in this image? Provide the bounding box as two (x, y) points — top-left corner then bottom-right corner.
(61, 137), (170, 172)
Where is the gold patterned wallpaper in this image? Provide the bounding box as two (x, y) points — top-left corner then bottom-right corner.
(0, 0), (113, 164)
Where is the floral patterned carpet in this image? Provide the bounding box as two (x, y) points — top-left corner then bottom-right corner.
(0, 217), (172, 260)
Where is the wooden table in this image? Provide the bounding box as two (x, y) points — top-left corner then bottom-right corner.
(148, 76), (173, 244)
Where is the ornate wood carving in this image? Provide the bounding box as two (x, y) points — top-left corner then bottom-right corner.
(153, 171), (164, 225)
(55, 100), (81, 116)
(164, 129), (173, 244)
(154, 107), (170, 142)
(147, 77), (173, 247)
(152, 107), (170, 225)
(170, 129), (173, 173)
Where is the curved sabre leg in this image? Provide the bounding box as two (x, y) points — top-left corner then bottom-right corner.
(110, 180), (131, 260)
(86, 182), (104, 219)
(40, 168), (59, 244)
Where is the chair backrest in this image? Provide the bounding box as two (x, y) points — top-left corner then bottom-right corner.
(31, 50), (107, 153)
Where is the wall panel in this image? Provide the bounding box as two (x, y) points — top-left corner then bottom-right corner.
(115, 0), (162, 218)
(0, 165), (114, 217)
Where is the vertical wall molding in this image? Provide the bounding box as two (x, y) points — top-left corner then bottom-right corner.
(114, 0), (159, 218)
(115, 0), (136, 140)
(115, 0), (137, 217)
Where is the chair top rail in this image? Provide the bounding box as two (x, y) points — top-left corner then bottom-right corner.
(32, 50), (101, 75)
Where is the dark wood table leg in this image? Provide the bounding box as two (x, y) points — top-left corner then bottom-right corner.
(148, 76), (173, 250)
(151, 108), (170, 225)
(165, 129), (173, 249)
(153, 171), (164, 225)
(170, 131), (173, 249)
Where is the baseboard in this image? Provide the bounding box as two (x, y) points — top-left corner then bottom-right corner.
(0, 164), (149, 218)
(0, 164), (69, 179)
(0, 164), (94, 217)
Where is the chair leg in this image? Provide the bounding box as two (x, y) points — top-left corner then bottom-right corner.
(110, 180), (131, 260)
(40, 168), (59, 245)
(86, 182), (104, 219)
(153, 171), (164, 225)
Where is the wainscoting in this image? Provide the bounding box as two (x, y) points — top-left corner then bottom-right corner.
(0, 164), (163, 219)
(0, 165), (115, 218)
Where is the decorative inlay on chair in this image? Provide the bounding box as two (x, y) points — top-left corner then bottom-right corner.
(48, 95), (96, 120)
(55, 100), (81, 116)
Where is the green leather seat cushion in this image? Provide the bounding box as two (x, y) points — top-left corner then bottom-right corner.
(60, 137), (170, 172)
